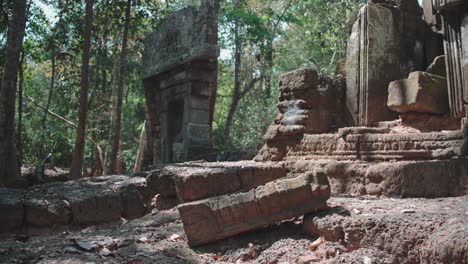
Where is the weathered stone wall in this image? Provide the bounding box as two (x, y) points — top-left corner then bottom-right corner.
(0, 176), (155, 234)
(346, 1), (443, 126)
(143, 1), (219, 166)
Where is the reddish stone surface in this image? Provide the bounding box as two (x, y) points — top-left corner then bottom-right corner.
(147, 161), (287, 203)
(178, 170), (330, 247)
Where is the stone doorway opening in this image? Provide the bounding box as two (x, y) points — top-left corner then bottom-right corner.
(168, 99), (185, 162)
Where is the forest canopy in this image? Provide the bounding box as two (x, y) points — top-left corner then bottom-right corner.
(0, 0), (366, 177)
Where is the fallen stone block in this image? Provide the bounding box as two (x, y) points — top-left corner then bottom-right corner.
(120, 184), (147, 219)
(50, 176), (150, 225)
(24, 184), (72, 229)
(0, 189), (25, 233)
(388, 71), (449, 114)
(178, 170), (330, 247)
(148, 161), (287, 203)
(111, 176), (152, 219)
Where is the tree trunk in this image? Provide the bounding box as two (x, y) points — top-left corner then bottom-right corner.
(110, 0), (131, 174)
(104, 30), (122, 175)
(16, 47), (25, 168)
(0, 0), (27, 187)
(0, 0), (3, 30)
(40, 41), (56, 159)
(264, 37), (273, 99)
(69, 0), (94, 179)
(133, 120), (146, 174)
(222, 1), (242, 153)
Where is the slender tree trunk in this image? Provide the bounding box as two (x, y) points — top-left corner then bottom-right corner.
(39, 42), (56, 159)
(16, 48), (25, 168)
(110, 0), (131, 174)
(103, 31), (121, 176)
(0, 0), (27, 187)
(0, 0), (3, 28)
(264, 37), (273, 98)
(88, 32), (106, 109)
(69, 0), (94, 179)
(133, 120), (146, 174)
(222, 1), (242, 153)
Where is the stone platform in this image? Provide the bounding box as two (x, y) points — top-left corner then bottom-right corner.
(0, 176), (155, 235)
(256, 125), (465, 162)
(291, 158), (468, 198)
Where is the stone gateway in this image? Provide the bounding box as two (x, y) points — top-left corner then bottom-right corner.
(142, 0), (219, 166)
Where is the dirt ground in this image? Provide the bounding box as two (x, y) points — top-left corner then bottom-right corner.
(0, 195), (467, 264)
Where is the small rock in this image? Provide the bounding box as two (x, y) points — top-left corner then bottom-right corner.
(137, 236), (148, 243)
(297, 254), (319, 264)
(168, 233), (184, 242)
(74, 239), (98, 251)
(64, 246), (82, 254)
(309, 236), (326, 251)
(363, 256), (372, 264)
(99, 247), (113, 257)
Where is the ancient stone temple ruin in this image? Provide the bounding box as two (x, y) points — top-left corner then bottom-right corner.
(2, 1), (467, 263)
(145, 0), (468, 249)
(142, 0), (219, 165)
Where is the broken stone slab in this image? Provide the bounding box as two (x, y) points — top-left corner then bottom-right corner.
(178, 170), (330, 247)
(0, 175), (154, 234)
(147, 161), (287, 203)
(49, 176), (151, 225)
(0, 189), (25, 233)
(24, 184), (72, 229)
(388, 71), (449, 114)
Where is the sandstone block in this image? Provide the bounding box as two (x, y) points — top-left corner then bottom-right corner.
(24, 186), (72, 228)
(178, 170), (330, 246)
(50, 176), (150, 225)
(388, 71), (449, 114)
(169, 161), (287, 202)
(279, 68), (318, 96)
(0, 189), (25, 233)
(120, 184), (147, 219)
(400, 112), (461, 132)
(146, 169), (177, 197)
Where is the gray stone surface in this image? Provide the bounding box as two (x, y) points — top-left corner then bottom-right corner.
(24, 187), (72, 228)
(142, 1), (218, 79)
(388, 71), (449, 114)
(345, 2), (442, 126)
(0, 175), (154, 234)
(142, 1), (219, 165)
(0, 189), (25, 233)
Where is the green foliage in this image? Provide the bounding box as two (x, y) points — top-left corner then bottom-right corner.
(11, 0), (369, 169)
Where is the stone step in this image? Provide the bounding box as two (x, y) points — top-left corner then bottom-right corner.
(291, 158), (468, 198)
(147, 161), (287, 202)
(178, 169), (330, 247)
